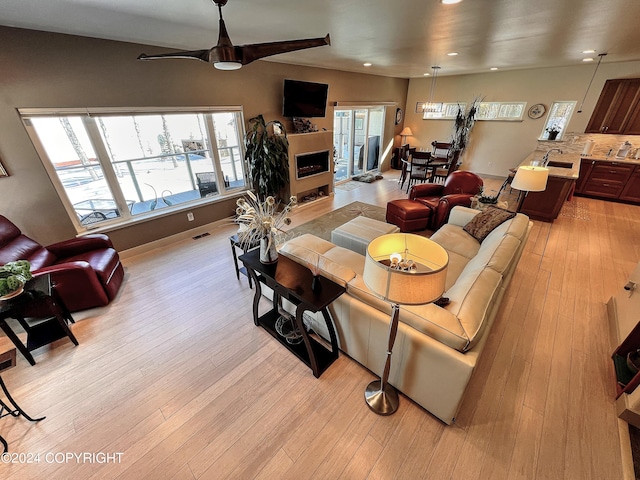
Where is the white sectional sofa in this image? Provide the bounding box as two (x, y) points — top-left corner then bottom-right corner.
(280, 206), (532, 424)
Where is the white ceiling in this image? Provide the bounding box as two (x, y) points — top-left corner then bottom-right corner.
(1, 0), (640, 78)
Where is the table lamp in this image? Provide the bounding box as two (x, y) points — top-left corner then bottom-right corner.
(400, 127), (413, 146)
(510, 165), (549, 212)
(362, 233), (448, 415)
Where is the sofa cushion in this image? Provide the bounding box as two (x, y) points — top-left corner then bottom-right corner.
(463, 206), (515, 242)
(430, 223), (480, 290)
(280, 234), (359, 286)
(347, 274), (470, 351)
(445, 267), (503, 350)
(0, 236), (57, 268)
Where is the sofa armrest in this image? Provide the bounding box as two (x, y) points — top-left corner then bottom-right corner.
(409, 183), (444, 200)
(46, 234), (115, 258)
(447, 206), (480, 227)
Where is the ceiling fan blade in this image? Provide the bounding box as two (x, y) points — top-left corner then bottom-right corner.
(238, 34), (330, 65)
(138, 50), (211, 62)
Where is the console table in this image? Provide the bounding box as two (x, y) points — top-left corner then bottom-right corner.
(239, 249), (345, 378)
(0, 274), (78, 366)
(0, 348), (46, 452)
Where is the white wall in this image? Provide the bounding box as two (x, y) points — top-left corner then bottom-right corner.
(404, 61), (640, 177)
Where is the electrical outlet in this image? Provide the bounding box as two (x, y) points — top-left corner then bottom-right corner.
(187, 212), (194, 221)
(487, 161), (493, 167)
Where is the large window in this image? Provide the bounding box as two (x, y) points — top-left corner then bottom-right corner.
(21, 108), (246, 231)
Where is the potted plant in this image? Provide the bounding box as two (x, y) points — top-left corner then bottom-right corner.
(0, 260), (32, 299)
(451, 97), (482, 164)
(244, 115), (290, 200)
(545, 124), (561, 140)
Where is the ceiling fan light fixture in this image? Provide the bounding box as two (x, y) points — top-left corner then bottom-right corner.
(214, 61), (242, 70)
(137, 0), (330, 70)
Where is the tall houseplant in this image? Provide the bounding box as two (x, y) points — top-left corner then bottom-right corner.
(451, 97), (481, 163)
(244, 115), (290, 200)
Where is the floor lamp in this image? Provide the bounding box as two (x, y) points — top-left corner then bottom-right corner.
(510, 165), (549, 212)
(362, 233), (449, 415)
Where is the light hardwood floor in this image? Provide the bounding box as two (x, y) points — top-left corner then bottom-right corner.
(1, 171), (639, 479)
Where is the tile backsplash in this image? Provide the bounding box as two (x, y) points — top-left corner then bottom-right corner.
(536, 133), (640, 159)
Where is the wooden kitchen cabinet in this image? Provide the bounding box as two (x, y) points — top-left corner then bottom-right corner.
(620, 166), (640, 202)
(624, 101), (640, 135)
(575, 159), (640, 204)
(581, 161), (634, 199)
(575, 158), (595, 193)
(585, 78), (640, 134)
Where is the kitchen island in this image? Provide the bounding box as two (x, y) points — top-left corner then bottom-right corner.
(515, 151), (579, 222)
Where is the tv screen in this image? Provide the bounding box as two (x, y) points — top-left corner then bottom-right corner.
(282, 79), (329, 118)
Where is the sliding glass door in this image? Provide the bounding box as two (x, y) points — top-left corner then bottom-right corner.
(333, 107), (385, 183)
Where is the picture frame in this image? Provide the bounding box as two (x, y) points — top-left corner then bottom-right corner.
(0, 158), (8, 177)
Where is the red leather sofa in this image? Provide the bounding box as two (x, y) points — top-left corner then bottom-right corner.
(0, 215), (124, 312)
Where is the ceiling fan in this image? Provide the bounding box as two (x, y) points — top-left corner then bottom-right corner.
(138, 0), (330, 70)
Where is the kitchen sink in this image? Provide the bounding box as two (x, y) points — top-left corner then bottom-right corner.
(546, 160), (573, 169)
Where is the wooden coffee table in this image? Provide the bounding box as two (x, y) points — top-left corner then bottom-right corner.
(239, 249), (345, 378)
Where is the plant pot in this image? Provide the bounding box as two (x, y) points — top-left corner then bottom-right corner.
(548, 131), (559, 141)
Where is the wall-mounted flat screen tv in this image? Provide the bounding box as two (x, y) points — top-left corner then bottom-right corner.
(282, 79), (329, 118)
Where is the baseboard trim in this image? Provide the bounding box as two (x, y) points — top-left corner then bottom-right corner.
(119, 216), (233, 259)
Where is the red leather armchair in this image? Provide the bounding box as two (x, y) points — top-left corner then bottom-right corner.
(0, 215), (124, 312)
(409, 171), (484, 230)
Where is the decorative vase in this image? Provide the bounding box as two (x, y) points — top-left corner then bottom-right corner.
(548, 131), (559, 141)
(259, 233), (278, 264)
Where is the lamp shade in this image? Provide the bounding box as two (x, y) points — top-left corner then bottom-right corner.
(400, 127), (413, 137)
(510, 166), (549, 192)
(363, 233), (448, 305)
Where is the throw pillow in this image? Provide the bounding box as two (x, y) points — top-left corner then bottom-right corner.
(463, 206), (516, 242)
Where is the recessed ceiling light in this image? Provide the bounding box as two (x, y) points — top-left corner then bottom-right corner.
(447, 52), (458, 56)
(582, 49), (596, 54)
(490, 67), (498, 71)
(363, 62), (372, 67)
(441, 0), (463, 4)
(583, 58), (594, 62)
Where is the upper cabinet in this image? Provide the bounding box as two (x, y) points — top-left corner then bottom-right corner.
(585, 78), (640, 134)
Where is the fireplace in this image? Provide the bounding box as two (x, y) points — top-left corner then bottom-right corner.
(295, 150), (330, 180)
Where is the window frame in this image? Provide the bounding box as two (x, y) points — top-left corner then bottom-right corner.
(20, 106), (248, 234)
(539, 101), (577, 141)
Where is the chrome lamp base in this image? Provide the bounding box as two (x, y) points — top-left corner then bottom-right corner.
(364, 379), (399, 415)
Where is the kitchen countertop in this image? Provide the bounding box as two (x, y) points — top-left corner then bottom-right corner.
(518, 152), (580, 180)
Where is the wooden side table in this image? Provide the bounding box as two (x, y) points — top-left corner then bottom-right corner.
(0, 274), (78, 366)
(239, 249), (345, 378)
(0, 348), (46, 452)
(229, 234), (259, 288)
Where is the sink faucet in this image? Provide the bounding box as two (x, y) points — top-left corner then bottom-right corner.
(542, 148), (563, 167)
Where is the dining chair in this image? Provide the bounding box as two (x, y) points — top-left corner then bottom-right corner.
(431, 141), (454, 183)
(405, 151), (433, 193)
(398, 147), (416, 190)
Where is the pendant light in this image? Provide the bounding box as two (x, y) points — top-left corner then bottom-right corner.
(423, 66), (443, 118)
(577, 53), (607, 113)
